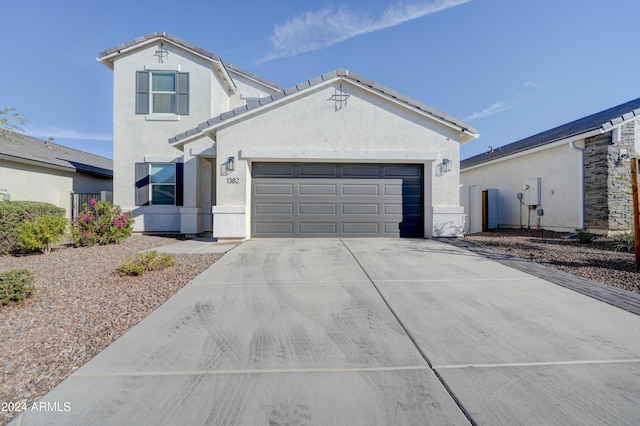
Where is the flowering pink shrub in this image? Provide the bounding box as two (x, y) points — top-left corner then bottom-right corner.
(71, 199), (133, 246)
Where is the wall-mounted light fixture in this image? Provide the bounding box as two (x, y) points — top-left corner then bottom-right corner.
(441, 158), (452, 173)
(436, 158), (453, 176)
(226, 156), (235, 171)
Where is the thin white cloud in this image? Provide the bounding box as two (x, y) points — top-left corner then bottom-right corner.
(465, 103), (511, 121)
(523, 80), (543, 89)
(25, 126), (112, 142)
(260, 0), (473, 62)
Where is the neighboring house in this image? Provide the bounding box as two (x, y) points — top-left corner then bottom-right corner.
(460, 98), (640, 234)
(0, 133), (113, 217)
(98, 31), (477, 239)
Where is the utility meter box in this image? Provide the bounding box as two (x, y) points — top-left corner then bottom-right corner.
(524, 178), (541, 206)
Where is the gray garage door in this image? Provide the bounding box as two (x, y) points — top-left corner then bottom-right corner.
(251, 163), (423, 238)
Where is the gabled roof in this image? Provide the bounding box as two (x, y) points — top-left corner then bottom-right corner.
(97, 31), (282, 92)
(169, 69), (478, 147)
(0, 133), (112, 178)
(461, 97), (640, 169)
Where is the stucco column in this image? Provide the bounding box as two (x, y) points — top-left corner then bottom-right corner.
(424, 161), (433, 238)
(180, 151), (203, 235)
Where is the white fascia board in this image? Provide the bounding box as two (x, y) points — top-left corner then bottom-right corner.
(240, 148), (438, 162)
(461, 127), (606, 172)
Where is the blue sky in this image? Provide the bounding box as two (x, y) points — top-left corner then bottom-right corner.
(3, 0), (640, 160)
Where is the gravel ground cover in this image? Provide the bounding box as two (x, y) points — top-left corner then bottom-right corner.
(0, 235), (221, 425)
(464, 228), (639, 294)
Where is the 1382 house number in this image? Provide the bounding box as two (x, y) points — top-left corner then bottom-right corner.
(226, 177), (240, 184)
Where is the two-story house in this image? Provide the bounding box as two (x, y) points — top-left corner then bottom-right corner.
(98, 32), (477, 239)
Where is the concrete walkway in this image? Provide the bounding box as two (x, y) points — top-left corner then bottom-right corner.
(10, 238), (640, 425)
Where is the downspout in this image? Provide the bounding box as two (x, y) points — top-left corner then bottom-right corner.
(569, 140), (585, 229)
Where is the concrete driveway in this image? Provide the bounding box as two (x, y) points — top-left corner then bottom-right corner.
(11, 238), (640, 425)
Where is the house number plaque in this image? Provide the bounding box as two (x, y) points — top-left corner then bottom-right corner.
(226, 177), (240, 184)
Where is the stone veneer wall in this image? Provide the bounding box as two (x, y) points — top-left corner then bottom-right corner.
(583, 121), (637, 232)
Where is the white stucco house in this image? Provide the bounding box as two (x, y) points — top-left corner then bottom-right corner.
(98, 32), (477, 239)
(0, 133), (113, 217)
(461, 98), (640, 234)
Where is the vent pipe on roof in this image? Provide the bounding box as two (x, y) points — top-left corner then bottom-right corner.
(46, 137), (54, 148)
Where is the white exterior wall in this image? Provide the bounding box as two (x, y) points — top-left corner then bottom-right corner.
(0, 160), (111, 217)
(208, 81), (464, 239)
(111, 41), (274, 232)
(460, 143), (583, 233)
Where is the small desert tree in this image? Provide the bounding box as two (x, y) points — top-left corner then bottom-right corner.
(0, 107), (28, 139)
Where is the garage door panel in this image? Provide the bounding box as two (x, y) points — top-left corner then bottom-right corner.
(342, 203), (379, 215)
(255, 183), (294, 195)
(299, 204), (337, 215)
(299, 184), (337, 196)
(252, 164), (423, 238)
(299, 222), (337, 234)
(384, 185), (403, 196)
(299, 164), (338, 177)
(252, 163), (295, 177)
(402, 185), (422, 196)
(342, 165), (380, 177)
(402, 204), (422, 215)
(255, 204), (294, 215)
(384, 204), (403, 215)
(384, 166), (421, 177)
(342, 222), (379, 234)
(342, 184), (379, 196)
(386, 222), (403, 233)
(255, 222), (294, 235)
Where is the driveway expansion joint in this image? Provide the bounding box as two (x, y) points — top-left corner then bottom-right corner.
(433, 358), (640, 370)
(339, 238), (479, 426)
(74, 365), (432, 378)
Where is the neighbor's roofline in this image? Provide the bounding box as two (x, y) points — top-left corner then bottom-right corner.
(460, 128), (604, 172)
(169, 69), (478, 148)
(461, 98), (640, 170)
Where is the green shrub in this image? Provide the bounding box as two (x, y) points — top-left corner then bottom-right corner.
(71, 199), (133, 246)
(116, 250), (176, 276)
(575, 229), (600, 244)
(606, 231), (635, 252)
(0, 201), (65, 255)
(18, 215), (68, 254)
(0, 269), (34, 306)
(115, 261), (146, 276)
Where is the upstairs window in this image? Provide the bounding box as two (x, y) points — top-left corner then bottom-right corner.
(151, 73), (176, 113)
(136, 71), (189, 115)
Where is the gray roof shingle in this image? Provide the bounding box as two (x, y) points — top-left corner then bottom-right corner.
(0, 133), (112, 177)
(169, 69), (478, 145)
(461, 97), (640, 169)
